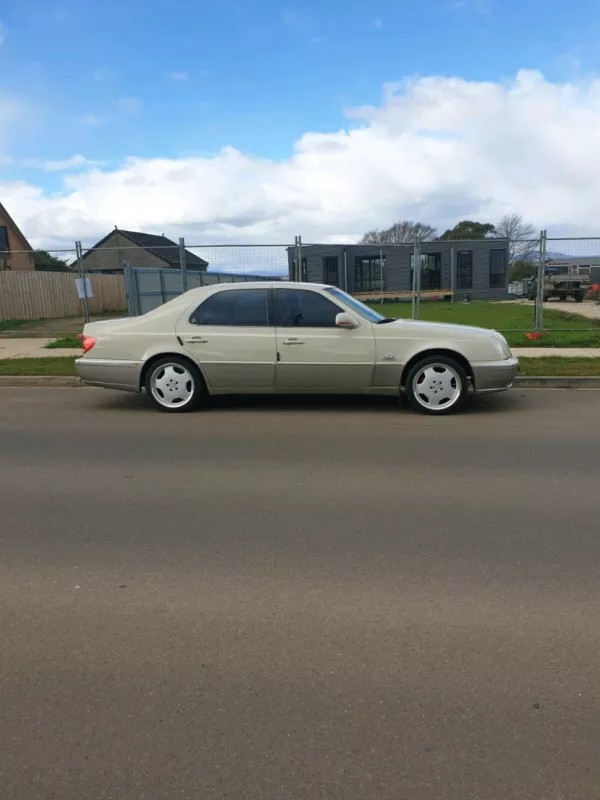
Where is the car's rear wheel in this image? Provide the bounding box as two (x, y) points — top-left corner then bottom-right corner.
(405, 356), (469, 415)
(145, 357), (204, 412)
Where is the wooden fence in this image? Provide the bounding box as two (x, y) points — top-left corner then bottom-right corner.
(0, 271), (127, 320)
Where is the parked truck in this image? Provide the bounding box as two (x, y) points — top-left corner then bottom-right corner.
(528, 269), (589, 302)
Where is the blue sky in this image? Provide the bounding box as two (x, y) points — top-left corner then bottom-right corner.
(2, 0), (599, 175)
(3, 0), (600, 246)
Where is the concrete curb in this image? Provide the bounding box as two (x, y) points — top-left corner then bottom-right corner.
(1, 375), (600, 390)
(0, 376), (82, 388)
(513, 376), (600, 388)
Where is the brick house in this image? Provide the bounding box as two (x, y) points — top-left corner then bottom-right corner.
(0, 202), (35, 270)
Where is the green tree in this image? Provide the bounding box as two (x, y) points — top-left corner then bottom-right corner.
(360, 220), (437, 244)
(439, 220), (497, 240)
(32, 250), (73, 272)
(509, 260), (536, 282)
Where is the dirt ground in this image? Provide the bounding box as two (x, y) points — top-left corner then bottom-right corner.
(518, 299), (600, 320)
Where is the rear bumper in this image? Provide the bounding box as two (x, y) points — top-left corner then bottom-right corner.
(76, 358), (142, 392)
(472, 358), (519, 394)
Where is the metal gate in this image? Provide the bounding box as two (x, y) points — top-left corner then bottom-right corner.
(124, 264), (268, 316)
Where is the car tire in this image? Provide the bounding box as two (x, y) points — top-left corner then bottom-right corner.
(404, 355), (469, 415)
(144, 356), (205, 413)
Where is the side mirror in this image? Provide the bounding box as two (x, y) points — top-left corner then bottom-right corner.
(335, 312), (358, 329)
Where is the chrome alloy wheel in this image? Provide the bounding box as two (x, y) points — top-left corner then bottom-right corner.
(411, 362), (463, 412)
(149, 363), (195, 409)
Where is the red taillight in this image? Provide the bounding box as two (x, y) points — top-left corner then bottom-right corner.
(78, 333), (96, 353)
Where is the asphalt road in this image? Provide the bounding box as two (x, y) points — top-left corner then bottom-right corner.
(1, 387), (599, 800)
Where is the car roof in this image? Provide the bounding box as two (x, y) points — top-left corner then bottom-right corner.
(185, 280), (331, 297)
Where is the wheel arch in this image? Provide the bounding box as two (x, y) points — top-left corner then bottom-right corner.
(140, 352), (209, 393)
(401, 349), (474, 388)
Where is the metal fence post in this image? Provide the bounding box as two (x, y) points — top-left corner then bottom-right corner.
(535, 230), (547, 331)
(450, 246), (456, 302)
(123, 261), (136, 316)
(379, 248), (384, 303)
(412, 238), (421, 320)
(179, 237), (188, 293)
(343, 249), (348, 292)
(75, 240), (90, 324)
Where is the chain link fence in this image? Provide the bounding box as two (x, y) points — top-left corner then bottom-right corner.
(1, 233), (600, 345)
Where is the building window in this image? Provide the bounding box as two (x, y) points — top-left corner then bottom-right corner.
(410, 253), (442, 290)
(490, 249), (507, 288)
(0, 226), (8, 253)
(323, 256), (339, 286)
(191, 288), (269, 326)
(355, 256), (386, 292)
(291, 257), (307, 281)
(456, 251), (473, 289)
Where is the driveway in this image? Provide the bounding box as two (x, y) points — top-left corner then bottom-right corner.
(1, 389), (599, 799)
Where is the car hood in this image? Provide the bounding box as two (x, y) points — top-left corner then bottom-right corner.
(379, 318), (493, 337)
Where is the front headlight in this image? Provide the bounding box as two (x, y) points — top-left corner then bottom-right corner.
(491, 334), (512, 359)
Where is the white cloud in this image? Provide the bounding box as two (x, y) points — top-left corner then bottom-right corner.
(6, 70), (600, 248)
(118, 97), (143, 115)
(20, 154), (99, 171)
(168, 72), (188, 81)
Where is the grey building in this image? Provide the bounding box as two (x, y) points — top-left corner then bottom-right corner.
(287, 239), (510, 300)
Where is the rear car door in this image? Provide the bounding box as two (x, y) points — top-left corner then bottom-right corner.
(274, 287), (376, 391)
(176, 287), (276, 390)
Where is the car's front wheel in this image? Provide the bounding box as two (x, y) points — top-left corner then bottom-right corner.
(145, 357), (205, 412)
(404, 356), (469, 415)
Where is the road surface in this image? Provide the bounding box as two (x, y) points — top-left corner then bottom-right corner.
(1, 388), (599, 799)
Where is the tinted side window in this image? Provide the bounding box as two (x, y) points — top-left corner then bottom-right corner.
(275, 289), (340, 327)
(192, 289), (269, 326)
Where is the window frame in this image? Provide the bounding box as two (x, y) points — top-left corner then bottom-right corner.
(189, 287), (272, 327)
(322, 256), (339, 286)
(0, 226), (9, 253)
(354, 255), (386, 292)
(456, 250), (473, 290)
(410, 252), (442, 290)
(274, 287), (343, 328)
(489, 249), (507, 289)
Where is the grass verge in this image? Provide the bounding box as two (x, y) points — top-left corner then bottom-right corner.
(45, 335), (82, 349)
(516, 357), (600, 377)
(2, 355), (600, 379)
(366, 301), (600, 348)
(0, 357), (77, 376)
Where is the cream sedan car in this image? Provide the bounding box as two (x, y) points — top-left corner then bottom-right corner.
(76, 282), (518, 414)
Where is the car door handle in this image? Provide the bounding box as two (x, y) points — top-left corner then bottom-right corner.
(184, 336), (208, 343)
(282, 338), (304, 345)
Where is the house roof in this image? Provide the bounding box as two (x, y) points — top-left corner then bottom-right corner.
(83, 228), (208, 268)
(0, 201), (33, 251)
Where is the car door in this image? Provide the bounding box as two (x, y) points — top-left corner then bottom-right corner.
(274, 287), (376, 391)
(176, 287), (276, 390)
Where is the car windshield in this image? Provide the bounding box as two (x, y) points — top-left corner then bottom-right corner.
(324, 287), (389, 324)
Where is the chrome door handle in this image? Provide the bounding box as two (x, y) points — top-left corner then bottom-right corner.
(184, 336), (208, 343)
(282, 338), (304, 345)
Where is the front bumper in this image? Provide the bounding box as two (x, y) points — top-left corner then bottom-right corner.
(472, 357), (519, 394)
(76, 358), (142, 392)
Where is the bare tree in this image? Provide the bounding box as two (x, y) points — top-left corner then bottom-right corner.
(359, 220), (437, 244)
(496, 213), (537, 261)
